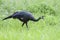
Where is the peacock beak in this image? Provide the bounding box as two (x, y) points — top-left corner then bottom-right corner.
(41, 16), (44, 19)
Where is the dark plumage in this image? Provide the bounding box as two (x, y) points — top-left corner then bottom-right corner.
(3, 10), (44, 28)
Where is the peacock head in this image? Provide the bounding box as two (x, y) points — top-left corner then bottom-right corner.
(40, 16), (44, 19)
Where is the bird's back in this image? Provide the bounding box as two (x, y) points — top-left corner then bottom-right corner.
(12, 11), (35, 22)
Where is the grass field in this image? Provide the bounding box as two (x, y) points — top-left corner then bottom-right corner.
(0, 0), (60, 40)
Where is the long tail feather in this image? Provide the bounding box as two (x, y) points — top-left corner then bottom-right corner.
(3, 15), (12, 20)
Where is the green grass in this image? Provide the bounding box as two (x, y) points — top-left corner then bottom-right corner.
(0, 0), (60, 40)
